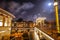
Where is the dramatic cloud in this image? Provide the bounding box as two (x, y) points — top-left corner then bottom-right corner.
(8, 1), (20, 13)
(15, 2), (34, 12)
(6, 1), (35, 20)
(0, 0), (60, 21)
(8, 1), (35, 15)
(22, 2), (34, 10)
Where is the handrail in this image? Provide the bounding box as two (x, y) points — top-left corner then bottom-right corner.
(35, 27), (54, 40)
(11, 27), (54, 40)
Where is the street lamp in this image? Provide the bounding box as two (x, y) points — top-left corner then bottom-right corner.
(54, 2), (58, 6)
(54, 1), (60, 33)
(48, 2), (58, 6)
(48, 1), (60, 33)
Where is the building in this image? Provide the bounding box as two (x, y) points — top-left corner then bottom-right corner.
(16, 21), (28, 28)
(11, 20), (35, 33)
(36, 17), (46, 28)
(15, 19), (35, 28)
(11, 20), (35, 40)
(0, 8), (15, 40)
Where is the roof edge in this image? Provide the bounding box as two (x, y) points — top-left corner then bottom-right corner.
(0, 8), (16, 18)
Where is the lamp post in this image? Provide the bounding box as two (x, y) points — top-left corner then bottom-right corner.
(48, 0), (60, 33)
(54, 0), (60, 33)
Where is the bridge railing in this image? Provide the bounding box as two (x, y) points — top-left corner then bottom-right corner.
(34, 27), (54, 40)
(11, 27), (54, 40)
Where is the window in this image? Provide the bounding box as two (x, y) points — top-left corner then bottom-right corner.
(8, 17), (11, 26)
(0, 16), (3, 26)
(4, 16), (12, 27)
(0, 14), (12, 27)
(0, 22), (3, 26)
(4, 17), (8, 26)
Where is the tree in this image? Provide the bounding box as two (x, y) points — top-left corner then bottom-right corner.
(16, 18), (23, 22)
(44, 20), (49, 24)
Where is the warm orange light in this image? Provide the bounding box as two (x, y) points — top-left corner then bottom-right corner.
(15, 33), (19, 37)
(54, 4), (60, 33)
(0, 16), (3, 26)
(54, 2), (58, 6)
(0, 22), (3, 26)
(4, 23), (8, 26)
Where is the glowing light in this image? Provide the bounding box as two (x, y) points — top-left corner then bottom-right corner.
(48, 3), (52, 6)
(54, 2), (58, 6)
(4, 23), (7, 26)
(0, 22), (3, 26)
(9, 28), (11, 30)
(0, 31), (5, 33)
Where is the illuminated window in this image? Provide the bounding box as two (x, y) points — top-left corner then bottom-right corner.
(4, 17), (8, 26)
(0, 16), (3, 26)
(8, 17), (11, 26)
(0, 22), (3, 26)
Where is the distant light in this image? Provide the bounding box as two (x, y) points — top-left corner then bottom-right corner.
(0, 31), (5, 33)
(48, 3), (52, 6)
(54, 2), (58, 6)
(9, 28), (11, 30)
(1, 31), (5, 32)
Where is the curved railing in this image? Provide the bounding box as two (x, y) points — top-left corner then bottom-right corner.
(34, 27), (54, 40)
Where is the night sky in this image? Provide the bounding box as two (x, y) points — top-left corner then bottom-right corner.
(0, 0), (60, 21)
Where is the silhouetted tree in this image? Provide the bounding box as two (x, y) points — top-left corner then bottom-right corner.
(16, 18), (23, 22)
(28, 21), (33, 23)
(44, 20), (49, 24)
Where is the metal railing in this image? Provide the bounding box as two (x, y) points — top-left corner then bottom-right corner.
(11, 27), (54, 40)
(34, 27), (54, 40)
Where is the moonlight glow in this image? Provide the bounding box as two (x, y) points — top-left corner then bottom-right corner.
(48, 3), (52, 6)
